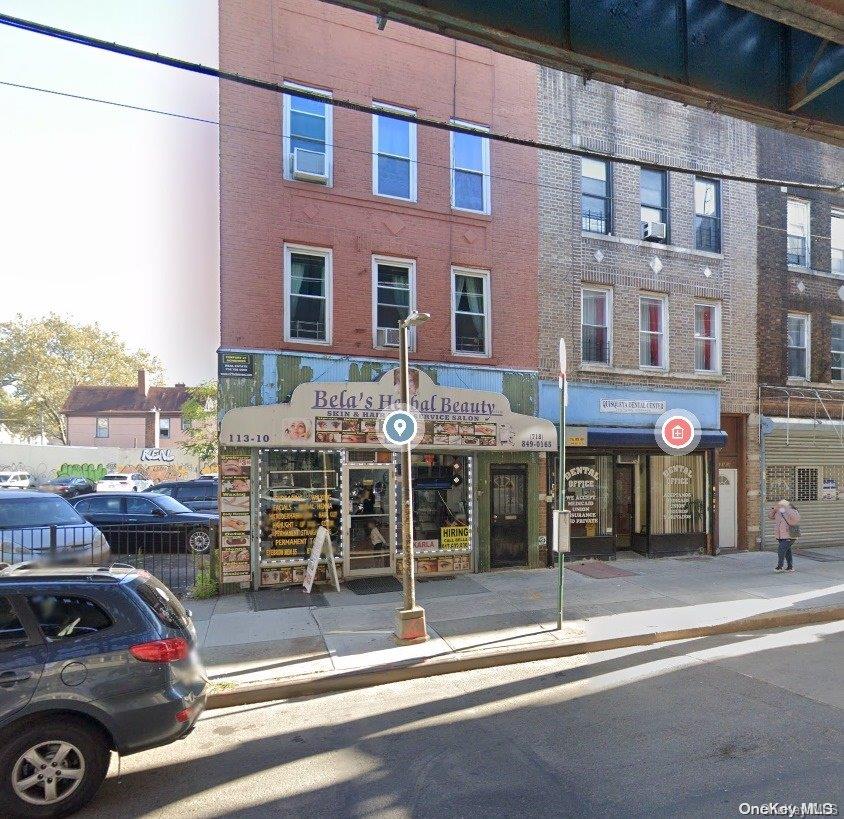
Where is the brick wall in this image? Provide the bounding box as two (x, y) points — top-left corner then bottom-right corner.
(219, 0), (539, 371)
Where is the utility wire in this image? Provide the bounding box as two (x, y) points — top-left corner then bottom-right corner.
(0, 11), (840, 193)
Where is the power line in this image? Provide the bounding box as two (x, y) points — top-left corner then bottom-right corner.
(0, 11), (840, 193)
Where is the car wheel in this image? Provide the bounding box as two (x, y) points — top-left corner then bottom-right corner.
(187, 528), (211, 554)
(0, 716), (110, 818)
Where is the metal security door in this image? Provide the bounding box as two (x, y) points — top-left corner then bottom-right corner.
(718, 468), (738, 551)
(490, 465), (528, 567)
(343, 463), (396, 577)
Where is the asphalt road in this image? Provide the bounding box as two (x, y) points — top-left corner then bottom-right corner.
(81, 622), (843, 818)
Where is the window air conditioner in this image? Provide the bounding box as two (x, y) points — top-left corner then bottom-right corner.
(377, 327), (401, 347)
(292, 148), (328, 182)
(643, 221), (667, 241)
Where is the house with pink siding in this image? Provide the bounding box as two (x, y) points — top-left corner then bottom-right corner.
(62, 370), (191, 448)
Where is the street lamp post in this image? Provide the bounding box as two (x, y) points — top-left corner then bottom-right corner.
(395, 310), (430, 643)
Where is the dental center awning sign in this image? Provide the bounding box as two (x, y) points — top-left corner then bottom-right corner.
(220, 367), (557, 451)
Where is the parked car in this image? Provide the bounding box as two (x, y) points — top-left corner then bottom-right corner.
(0, 491), (110, 567)
(71, 493), (218, 554)
(95, 473), (153, 493)
(147, 478), (219, 513)
(0, 472), (35, 490)
(38, 476), (96, 498)
(0, 564), (207, 817)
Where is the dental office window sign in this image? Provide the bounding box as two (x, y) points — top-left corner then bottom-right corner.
(219, 368), (557, 451)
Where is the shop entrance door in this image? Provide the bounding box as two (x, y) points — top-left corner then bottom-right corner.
(490, 465), (528, 567)
(343, 463), (396, 578)
(614, 464), (634, 550)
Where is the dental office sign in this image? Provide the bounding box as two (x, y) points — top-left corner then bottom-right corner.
(220, 367), (557, 452)
(600, 399), (666, 414)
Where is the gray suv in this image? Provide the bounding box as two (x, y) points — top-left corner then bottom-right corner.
(0, 566), (207, 817)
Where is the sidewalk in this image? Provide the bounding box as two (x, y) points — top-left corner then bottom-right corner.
(190, 548), (844, 689)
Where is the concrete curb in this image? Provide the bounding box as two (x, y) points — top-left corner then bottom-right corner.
(206, 604), (844, 710)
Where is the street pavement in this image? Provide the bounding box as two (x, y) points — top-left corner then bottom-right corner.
(80, 620), (844, 818)
(188, 549), (844, 686)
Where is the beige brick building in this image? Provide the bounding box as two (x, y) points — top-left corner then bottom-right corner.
(537, 69), (759, 556)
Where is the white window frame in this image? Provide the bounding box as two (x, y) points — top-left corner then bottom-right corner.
(831, 210), (844, 277)
(639, 294), (669, 370)
(786, 197), (811, 268)
(451, 267), (492, 357)
(159, 417), (171, 439)
(372, 103), (417, 202)
(832, 318), (844, 382)
(283, 244), (333, 345)
(450, 120), (491, 215)
(786, 312), (810, 381)
(371, 256), (417, 349)
(694, 301), (722, 374)
(282, 82), (333, 185)
(580, 287), (613, 365)
(95, 417), (109, 439)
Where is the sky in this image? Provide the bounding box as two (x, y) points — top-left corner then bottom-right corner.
(0, 0), (219, 385)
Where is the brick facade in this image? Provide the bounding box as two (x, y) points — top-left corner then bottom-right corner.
(219, 0), (539, 370)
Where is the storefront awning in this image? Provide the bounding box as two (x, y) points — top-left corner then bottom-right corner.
(584, 427), (727, 449)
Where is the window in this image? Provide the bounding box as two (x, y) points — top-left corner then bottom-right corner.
(181, 416), (191, 431)
(284, 245), (332, 343)
(787, 314), (809, 379)
(832, 212), (844, 276)
(95, 417), (109, 438)
(132, 576), (190, 630)
(177, 482), (217, 502)
(694, 178), (721, 252)
(450, 121), (490, 214)
(639, 295), (667, 369)
(125, 496), (158, 515)
(0, 597), (28, 652)
(787, 198), (811, 267)
(75, 496), (122, 514)
(581, 288), (611, 364)
(373, 258), (414, 347)
(694, 303), (720, 372)
(833, 321), (844, 382)
(159, 417), (170, 439)
(28, 595), (111, 640)
(766, 465), (794, 502)
(373, 104), (416, 201)
(650, 455), (707, 534)
(283, 84), (332, 184)
(581, 159), (612, 234)
(452, 268), (490, 356)
(640, 168), (668, 241)
(796, 467), (818, 502)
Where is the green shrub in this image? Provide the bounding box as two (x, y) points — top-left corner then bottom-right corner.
(190, 570), (218, 599)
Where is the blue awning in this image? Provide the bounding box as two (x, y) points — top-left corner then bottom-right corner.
(583, 427), (727, 449)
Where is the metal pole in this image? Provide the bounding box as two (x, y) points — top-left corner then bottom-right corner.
(399, 322), (416, 611)
(557, 378), (566, 630)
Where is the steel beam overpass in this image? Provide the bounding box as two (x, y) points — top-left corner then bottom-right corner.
(320, 0), (844, 146)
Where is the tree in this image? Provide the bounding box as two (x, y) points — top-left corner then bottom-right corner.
(180, 381), (218, 465)
(0, 314), (163, 444)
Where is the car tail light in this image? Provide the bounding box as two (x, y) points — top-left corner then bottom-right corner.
(130, 637), (189, 663)
(175, 707), (191, 723)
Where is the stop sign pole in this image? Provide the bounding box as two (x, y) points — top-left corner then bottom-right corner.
(557, 338), (567, 631)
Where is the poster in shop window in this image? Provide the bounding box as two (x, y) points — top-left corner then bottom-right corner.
(663, 464), (693, 526)
(565, 464), (599, 533)
(219, 455), (252, 584)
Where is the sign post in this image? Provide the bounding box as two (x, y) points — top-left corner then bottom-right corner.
(557, 338), (568, 631)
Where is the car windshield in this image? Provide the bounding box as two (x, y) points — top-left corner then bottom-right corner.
(0, 474), (12, 481)
(0, 496), (87, 527)
(150, 495), (194, 514)
(47, 477), (75, 485)
(101, 474), (128, 481)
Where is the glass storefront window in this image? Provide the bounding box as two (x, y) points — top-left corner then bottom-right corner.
(565, 456), (613, 538)
(649, 454), (707, 534)
(405, 454), (470, 552)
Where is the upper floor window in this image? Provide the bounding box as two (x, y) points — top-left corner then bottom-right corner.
(373, 257), (415, 348)
(639, 295), (667, 369)
(284, 245), (332, 344)
(832, 321), (844, 382)
(372, 104), (416, 201)
(452, 268), (490, 356)
(283, 84), (332, 185)
(640, 168), (668, 243)
(694, 302), (721, 373)
(581, 288), (611, 364)
(832, 211), (844, 276)
(786, 199), (810, 267)
(450, 121), (490, 214)
(159, 417), (170, 439)
(694, 178), (721, 252)
(581, 159), (612, 234)
(95, 417), (109, 438)
(787, 313), (809, 379)
(181, 417), (191, 431)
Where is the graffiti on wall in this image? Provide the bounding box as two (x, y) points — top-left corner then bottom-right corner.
(56, 462), (191, 483)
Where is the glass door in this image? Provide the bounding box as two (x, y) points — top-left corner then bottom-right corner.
(343, 463), (395, 577)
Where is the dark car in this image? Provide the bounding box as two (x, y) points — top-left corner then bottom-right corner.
(70, 493), (218, 554)
(0, 565), (206, 817)
(38, 476), (95, 499)
(147, 478), (218, 513)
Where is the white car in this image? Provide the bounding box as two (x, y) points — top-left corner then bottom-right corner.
(95, 472), (153, 493)
(0, 471), (35, 490)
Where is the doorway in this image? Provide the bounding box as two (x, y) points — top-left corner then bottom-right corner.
(613, 463), (634, 550)
(490, 465), (528, 567)
(718, 468), (738, 550)
(342, 463), (396, 577)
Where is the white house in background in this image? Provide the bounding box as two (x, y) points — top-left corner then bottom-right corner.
(0, 424), (51, 446)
